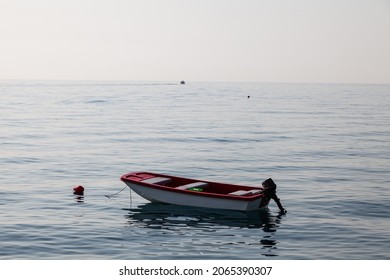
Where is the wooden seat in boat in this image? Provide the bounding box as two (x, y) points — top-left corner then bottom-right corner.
(228, 189), (263, 196)
(176, 182), (208, 190)
(142, 177), (172, 185)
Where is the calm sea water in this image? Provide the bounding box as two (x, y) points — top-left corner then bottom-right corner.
(0, 80), (389, 259)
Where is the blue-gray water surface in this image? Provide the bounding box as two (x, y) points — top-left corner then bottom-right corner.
(1, 81), (389, 259)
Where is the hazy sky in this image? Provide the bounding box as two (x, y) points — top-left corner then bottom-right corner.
(1, 0), (389, 83)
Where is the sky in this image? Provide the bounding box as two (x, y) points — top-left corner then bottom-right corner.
(1, 0), (390, 84)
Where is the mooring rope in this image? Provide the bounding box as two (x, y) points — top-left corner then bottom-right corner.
(104, 185), (128, 199)
(105, 186), (133, 208)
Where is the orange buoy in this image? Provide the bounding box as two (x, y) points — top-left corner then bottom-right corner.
(73, 185), (84, 195)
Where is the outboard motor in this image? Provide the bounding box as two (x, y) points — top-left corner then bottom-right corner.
(262, 178), (286, 213)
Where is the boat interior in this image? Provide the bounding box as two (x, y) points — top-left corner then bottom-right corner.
(122, 172), (264, 197)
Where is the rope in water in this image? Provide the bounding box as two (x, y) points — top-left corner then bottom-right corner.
(104, 186), (128, 199)
(105, 186), (133, 208)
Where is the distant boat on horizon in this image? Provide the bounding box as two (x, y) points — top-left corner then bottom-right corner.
(180, 80), (185, 85)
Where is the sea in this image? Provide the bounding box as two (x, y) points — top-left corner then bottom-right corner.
(0, 80), (389, 260)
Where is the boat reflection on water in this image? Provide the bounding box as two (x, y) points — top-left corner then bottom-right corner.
(124, 203), (284, 230)
(124, 203), (285, 257)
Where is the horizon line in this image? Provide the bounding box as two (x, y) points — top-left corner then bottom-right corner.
(0, 78), (389, 86)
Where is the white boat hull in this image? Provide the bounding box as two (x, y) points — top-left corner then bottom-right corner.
(123, 181), (267, 211)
